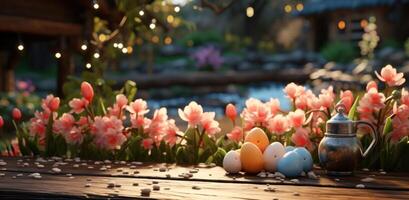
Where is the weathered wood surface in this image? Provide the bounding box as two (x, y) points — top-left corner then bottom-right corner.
(0, 157), (408, 199)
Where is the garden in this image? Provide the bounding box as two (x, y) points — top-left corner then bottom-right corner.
(0, 0), (409, 199)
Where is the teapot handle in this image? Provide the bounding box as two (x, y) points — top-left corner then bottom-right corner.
(355, 121), (377, 158)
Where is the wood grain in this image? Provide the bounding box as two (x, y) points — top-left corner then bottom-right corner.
(0, 157), (408, 199)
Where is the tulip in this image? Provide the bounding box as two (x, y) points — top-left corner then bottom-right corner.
(81, 81), (94, 102)
(0, 116), (4, 127)
(49, 97), (60, 112)
(225, 103), (237, 122)
(375, 65), (405, 87)
(12, 108), (22, 121)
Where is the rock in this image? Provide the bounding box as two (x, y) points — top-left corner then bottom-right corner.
(51, 168), (61, 173)
(274, 172), (286, 179)
(0, 173), (5, 177)
(85, 183), (91, 187)
(356, 184), (365, 188)
(257, 172), (267, 178)
(0, 161), (7, 166)
(141, 188), (151, 197)
(361, 177), (375, 182)
(153, 185), (160, 191)
(37, 164), (45, 168)
(290, 179), (299, 183)
(192, 186), (201, 190)
(307, 171), (318, 179)
(73, 164), (79, 168)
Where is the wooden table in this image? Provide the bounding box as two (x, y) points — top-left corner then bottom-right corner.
(0, 157), (408, 199)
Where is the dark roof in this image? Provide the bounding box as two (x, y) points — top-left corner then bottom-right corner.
(297, 0), (409, 16)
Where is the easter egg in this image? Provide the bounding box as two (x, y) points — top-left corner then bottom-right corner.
(277, 151), (303, 177)
(293, 147), (313, 172)
(245, 127), (269, 152)
(240, 142), (264, 173)
(223, 150), (241, 174)
(285, 146), (295, 152)
(263, 142), (286, 172)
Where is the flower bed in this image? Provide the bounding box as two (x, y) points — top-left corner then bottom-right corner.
(0, 65), (408, 171)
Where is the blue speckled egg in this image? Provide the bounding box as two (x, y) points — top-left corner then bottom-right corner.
(293, 147), (313, 172)
(277, 151), (303, 177)
(285, 146), (295, 152)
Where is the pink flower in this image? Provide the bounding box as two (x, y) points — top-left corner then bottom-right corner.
(291, 127), (312, 150)
(53, 113), (75, 135)
(91, 116), (125, 150)
(164, 119), (181, 146)
(366, 81), (377, 91)
(358, 87), (385, 121)
(266, 98), (280, 115)
(267, 114), (289, 135)
(401, 88), (409, 106)
(142, 138), (154, 150)
(241, 98), (271, 126)
(227, 126), (243, 142)
(42, 95), (60, 112)
(225, 103), (237, 122)
(64, 127), (84, 145)
(340, 90), (354, 112)
(69, 98), (89, 114)
(115, 94), (128, 109)
(390, 116), (409, 143)
(81, 81), (94, 102)
(284, 83), (304, 99)
(178, 101), (203, 127)
(76, 116), (89, 127)
(131, 115), (147, 128)
(319, 86), (335, 109)
(29, 118), (46, 139)
(375, 65), (405, 86)
(145, 108), (168, 144)
(0, 116), (3, 128)
(127, 99), (149, 116)
(12, 108), (22, 121)
(287, 109), (305, 128)
(394, 105), (409, 121)
(201, 112), (221, 136)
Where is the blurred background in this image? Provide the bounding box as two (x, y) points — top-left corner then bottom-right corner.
(0, 0), (409, 133)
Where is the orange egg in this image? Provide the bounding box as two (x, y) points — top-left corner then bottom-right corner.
(240, 142), (264, 173)
(245, 127), (269, 152)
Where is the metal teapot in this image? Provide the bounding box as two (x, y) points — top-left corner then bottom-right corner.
(318, 104), (377, 175)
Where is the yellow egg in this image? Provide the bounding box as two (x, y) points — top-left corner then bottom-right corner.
(245, 127), (269, 152)
(240, 142), (264, 173)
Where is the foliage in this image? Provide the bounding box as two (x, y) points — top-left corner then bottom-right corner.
(320, 41), (358, 64)
(358, 17), (379, 59)
(180, 31), (223, 47)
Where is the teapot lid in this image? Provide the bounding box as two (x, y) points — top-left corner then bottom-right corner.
(326, 104), (355, 135)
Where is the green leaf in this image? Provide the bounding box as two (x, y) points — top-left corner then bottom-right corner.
(383, 116), (393, 136)
(348, 95), (360, 120)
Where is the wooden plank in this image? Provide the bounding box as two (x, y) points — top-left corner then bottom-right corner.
(1, 157), (408, 191)
(0, 171), (408, 199)
(0, 16), (82, 36)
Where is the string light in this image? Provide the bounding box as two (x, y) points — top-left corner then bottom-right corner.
(121, 48), (128, 54)
(246, 7), (254, 18)
(86, 63), (92, 69)
(338, 20), (346, 30)
(93, 0), (99, 10)
(360, 19), (368, 28)
(139, 10), (144, 16)
(149, 23), (156, 30)
(296, 3), (304, 11)
(113, 43), (118, 48)
(17, 44), (24, 51)
(81, 43), (87, 51)
(126, 46), (133, 54)
(164, 36), (172, 45)
(151, 19), (157, 23)
(93, 52), (100, 59)
(151, 36), (159, 43)
(174, 6), (180, 13)
(55, 52), (62, 59)
(167, 15), (174, 23)
(284, 4), (292, 13)
(117, 43), (123, 49)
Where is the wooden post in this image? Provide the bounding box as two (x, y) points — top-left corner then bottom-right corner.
(0, 50), (20, 92)
(57, 38), (74, 97)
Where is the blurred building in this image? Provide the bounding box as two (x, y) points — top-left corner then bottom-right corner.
(297, 0), (409, 51)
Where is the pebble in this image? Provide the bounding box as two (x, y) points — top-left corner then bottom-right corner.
(104, 160), (112, 164)
(307, 171), (318, 179)
(107, 181), (116, 188)
(23, 163), (29, 167)
(0, 161), (7, 166)
(290, 179), (299, 183)
(51, 167), (62, 173)
(274, 172), (286, 179)
(141, 188), (151, 197)
(208, 163), (216, 167)
(100, 167), (107, 171)
(85, 183), (91, 187)
(133, 183), (139, 186)
(120, 161), (126, 165)
(293, 192), (300, 196)
(153, 185), (160, 191)
(192, 186), (201, 190)
(37, 164), (45, 168)
(73, 164), (79, 168)
(362, 168), (369, 172)
(356, 184), (365, 188)
(334, 178), (340, 182)
(0, 173), (5, 177)
(189, 169), (199, 173)
(94, 161), (101, 165)
(66, 174), (72, 177)
(257, 172), (267, 178)
(88, 166), (94, 169)
(130, 165), (136, 169)
(300, 171), (306, 177)
(264, 187), (276, 192)
(16, 173), (23, 177)
(361, 177), (375, 182)
(12, 176), (16, 179)
(380, 171), (387, 175)
(159, 167), (167, 172)
(152, 181), (159, 184)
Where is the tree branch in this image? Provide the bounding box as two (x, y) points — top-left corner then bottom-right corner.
(200, 0), (236, 15)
